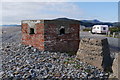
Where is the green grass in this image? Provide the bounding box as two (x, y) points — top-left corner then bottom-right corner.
(109, 27), (120, 34)
(84, 69), (91, 73)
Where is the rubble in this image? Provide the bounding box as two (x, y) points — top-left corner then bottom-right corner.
(1, 42), (109, 79)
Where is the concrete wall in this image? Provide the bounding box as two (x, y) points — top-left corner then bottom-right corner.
(77, 38), (113, 72)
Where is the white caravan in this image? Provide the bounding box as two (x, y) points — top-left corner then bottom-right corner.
(91, 25), (109, 34)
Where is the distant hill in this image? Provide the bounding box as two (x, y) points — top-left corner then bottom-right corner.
(54, 18), (115, 27)
(1, 18), (119, 28)
(81, 19), (101, 23)
(80, 21), (113, 27)
(53, 17), (79, 21)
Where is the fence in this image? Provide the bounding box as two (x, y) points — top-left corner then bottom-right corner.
(107, 31), (120, 38)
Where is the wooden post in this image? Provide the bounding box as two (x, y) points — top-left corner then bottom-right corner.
(107, 31), (111, 37)
(113, 32), (115, 38)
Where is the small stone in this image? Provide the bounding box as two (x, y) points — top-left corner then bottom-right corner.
(22, 74), (27, 78)
(6, 45), (10, 48)
(14, 74), (21, 79)
(104, 73), (109, 76)
(31, 72), (36, 78)
(26, 60), (30, 64)
(54, 73), (61, 77)
(43, 74), (49, 78)
(10, 73), (14, 77)
(47, 63), (52, 68)
(24, 67), (30, 71)
(33, 49), (37, 52)
(14, 71), (19, 75)
(82, 72), (87, 77)
(25, 45), (32, 49)
(100, 73), (104, 77)
(16, 67), (20, 71)
(0, 71), (4, 77)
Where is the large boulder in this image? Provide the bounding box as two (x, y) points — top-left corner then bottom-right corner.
(76, 38), (113, 72)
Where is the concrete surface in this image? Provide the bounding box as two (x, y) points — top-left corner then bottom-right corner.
(80, 31), (120, 51)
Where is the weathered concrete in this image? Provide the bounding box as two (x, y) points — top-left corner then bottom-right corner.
(118, 53), (120, 80)
(21, 19), (80, 53)
(110, 52), (120, 79)
(76, 38), (113, 72)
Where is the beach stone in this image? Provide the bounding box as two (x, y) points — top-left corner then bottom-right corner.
(77, 38), (113, 72)
(100, 73), (104, 77)
(2, 41), (110, 79)
(6, 45), (11, 48)
(33, 49), (37, 52)
(54, 73), (61, 77)
(0, 71), (4, 78)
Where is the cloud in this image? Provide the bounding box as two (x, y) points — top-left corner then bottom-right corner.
(2, 2), (83, 24)
(0, 3), (2, 25)
(1, 0), (119, 2)
(2, 0), (69, 2)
